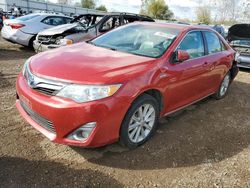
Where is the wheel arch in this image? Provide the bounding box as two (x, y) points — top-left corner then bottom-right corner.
(132, 88), (164, 113)
(229, 60), (239, 81)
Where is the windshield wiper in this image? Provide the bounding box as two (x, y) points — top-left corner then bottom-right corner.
(87, 42), (117, 51)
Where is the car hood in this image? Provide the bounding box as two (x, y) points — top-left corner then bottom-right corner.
(29, 43), (155, 84)
(38, 23), (78, 35)
(228, 24), (250, 42)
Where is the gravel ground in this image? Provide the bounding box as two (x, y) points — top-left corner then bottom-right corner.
(0, 36), (250, 188)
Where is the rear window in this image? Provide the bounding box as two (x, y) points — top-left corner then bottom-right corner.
(16, 14), (39, 21)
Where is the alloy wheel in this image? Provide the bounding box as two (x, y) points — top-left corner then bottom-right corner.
(128, 104), (156, 143)
(220, 74), (230, 96)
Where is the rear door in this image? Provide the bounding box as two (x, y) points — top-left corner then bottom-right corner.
(203, 31), (232, 91)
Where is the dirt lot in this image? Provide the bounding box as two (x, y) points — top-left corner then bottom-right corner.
(0, 36), (250, 188)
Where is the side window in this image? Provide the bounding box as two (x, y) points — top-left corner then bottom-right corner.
(178, 31), (205, 59)
(123, 16), (139, 24)
(42, 16), (65, 26)
(204, 31), (223, 54)
(64, 17), (72, 24)
(99, 16), (120, 32)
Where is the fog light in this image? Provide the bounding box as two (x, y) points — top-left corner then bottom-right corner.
(67, 122), (96, 141)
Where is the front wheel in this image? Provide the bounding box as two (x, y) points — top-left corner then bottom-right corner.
(119, 94), (159, 149)
(213, 72), (231, 99)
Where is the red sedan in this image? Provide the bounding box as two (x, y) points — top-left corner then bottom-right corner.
(16, 22), (238, 148)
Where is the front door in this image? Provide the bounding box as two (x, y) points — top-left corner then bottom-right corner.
(163, 31), (212, 113)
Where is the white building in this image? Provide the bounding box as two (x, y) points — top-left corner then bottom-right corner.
(0, 0), (98, 15)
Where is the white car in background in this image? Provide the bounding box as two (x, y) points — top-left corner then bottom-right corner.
(1, 13), (72, 48)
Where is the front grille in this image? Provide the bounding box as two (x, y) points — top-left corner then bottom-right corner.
(37, 35), (56, 44)
(234, 47), (250, 56)
(238, 62), (250, 67)
(20, 100), (56, 134)
(33, 87), (58, 96)
(23, 65), (64, 96)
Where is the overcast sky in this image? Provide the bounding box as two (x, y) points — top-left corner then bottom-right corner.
(93, 0), (200, 19)
(56, 0), (205, 20)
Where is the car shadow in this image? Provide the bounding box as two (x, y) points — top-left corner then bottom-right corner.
(239, 67), (250, 73)
(72, 80), (250, 170)
(0, 156), (124, 188)
(0, 72), (12, 88)
(0, 48), (34, 61)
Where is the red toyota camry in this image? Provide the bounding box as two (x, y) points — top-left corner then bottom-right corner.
(16, 22), (238, 148)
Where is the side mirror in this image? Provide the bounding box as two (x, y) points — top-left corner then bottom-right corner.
(175, 50), (190, 62)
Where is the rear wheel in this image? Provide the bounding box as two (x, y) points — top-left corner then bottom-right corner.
(119, 94), (159, 149)
(213, 72), (231, 99)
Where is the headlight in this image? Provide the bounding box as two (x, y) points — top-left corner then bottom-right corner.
(56, 38), (73, 46)
(22, 58), (31, 76)
(235, 52), (240, 61)
(56, 84), (122, 103)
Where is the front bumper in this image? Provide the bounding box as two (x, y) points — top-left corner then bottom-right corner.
(16, 74), (130, 147)
(236, 55), (250, 69)
(1, 27), (34, 46)
(33, 40), (61, 53)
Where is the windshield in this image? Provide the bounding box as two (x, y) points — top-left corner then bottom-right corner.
(91, 24), (180, 58)
(16, 14), (39, 21)
(230, 39), (250, 46)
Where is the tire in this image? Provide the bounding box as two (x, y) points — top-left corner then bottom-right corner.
(119, 94), (160, 149)
(28, 35), (36, 49)
(213, 72), (231, 100)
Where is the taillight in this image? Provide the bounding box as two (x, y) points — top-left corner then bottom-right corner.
(9, 23), (25, 29)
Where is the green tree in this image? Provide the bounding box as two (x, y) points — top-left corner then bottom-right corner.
(196, 6), (211, 25)
(81, 0), (96, 9)
(145, 0), (173, 20)
(96, 5), (107, 12)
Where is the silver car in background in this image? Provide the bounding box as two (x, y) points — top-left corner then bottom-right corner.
(33, 13), (155, 52)
(228, 24), (250, 69)
(1, 13), (72, 48)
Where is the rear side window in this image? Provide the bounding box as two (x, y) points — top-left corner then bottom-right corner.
(42, 16), (66, 26)
(123, 16), (140, 24)
(178, 31), (205, 59)
(99, 16), (121, 32)
(204, 31), (224, 54)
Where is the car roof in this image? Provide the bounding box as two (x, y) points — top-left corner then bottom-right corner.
(76, 12), (153, 19)
(31, 13), (71, 18)
(108, 12), (152, 18)
(135, 22), (214, 32)
(77, 13), (107, 17)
